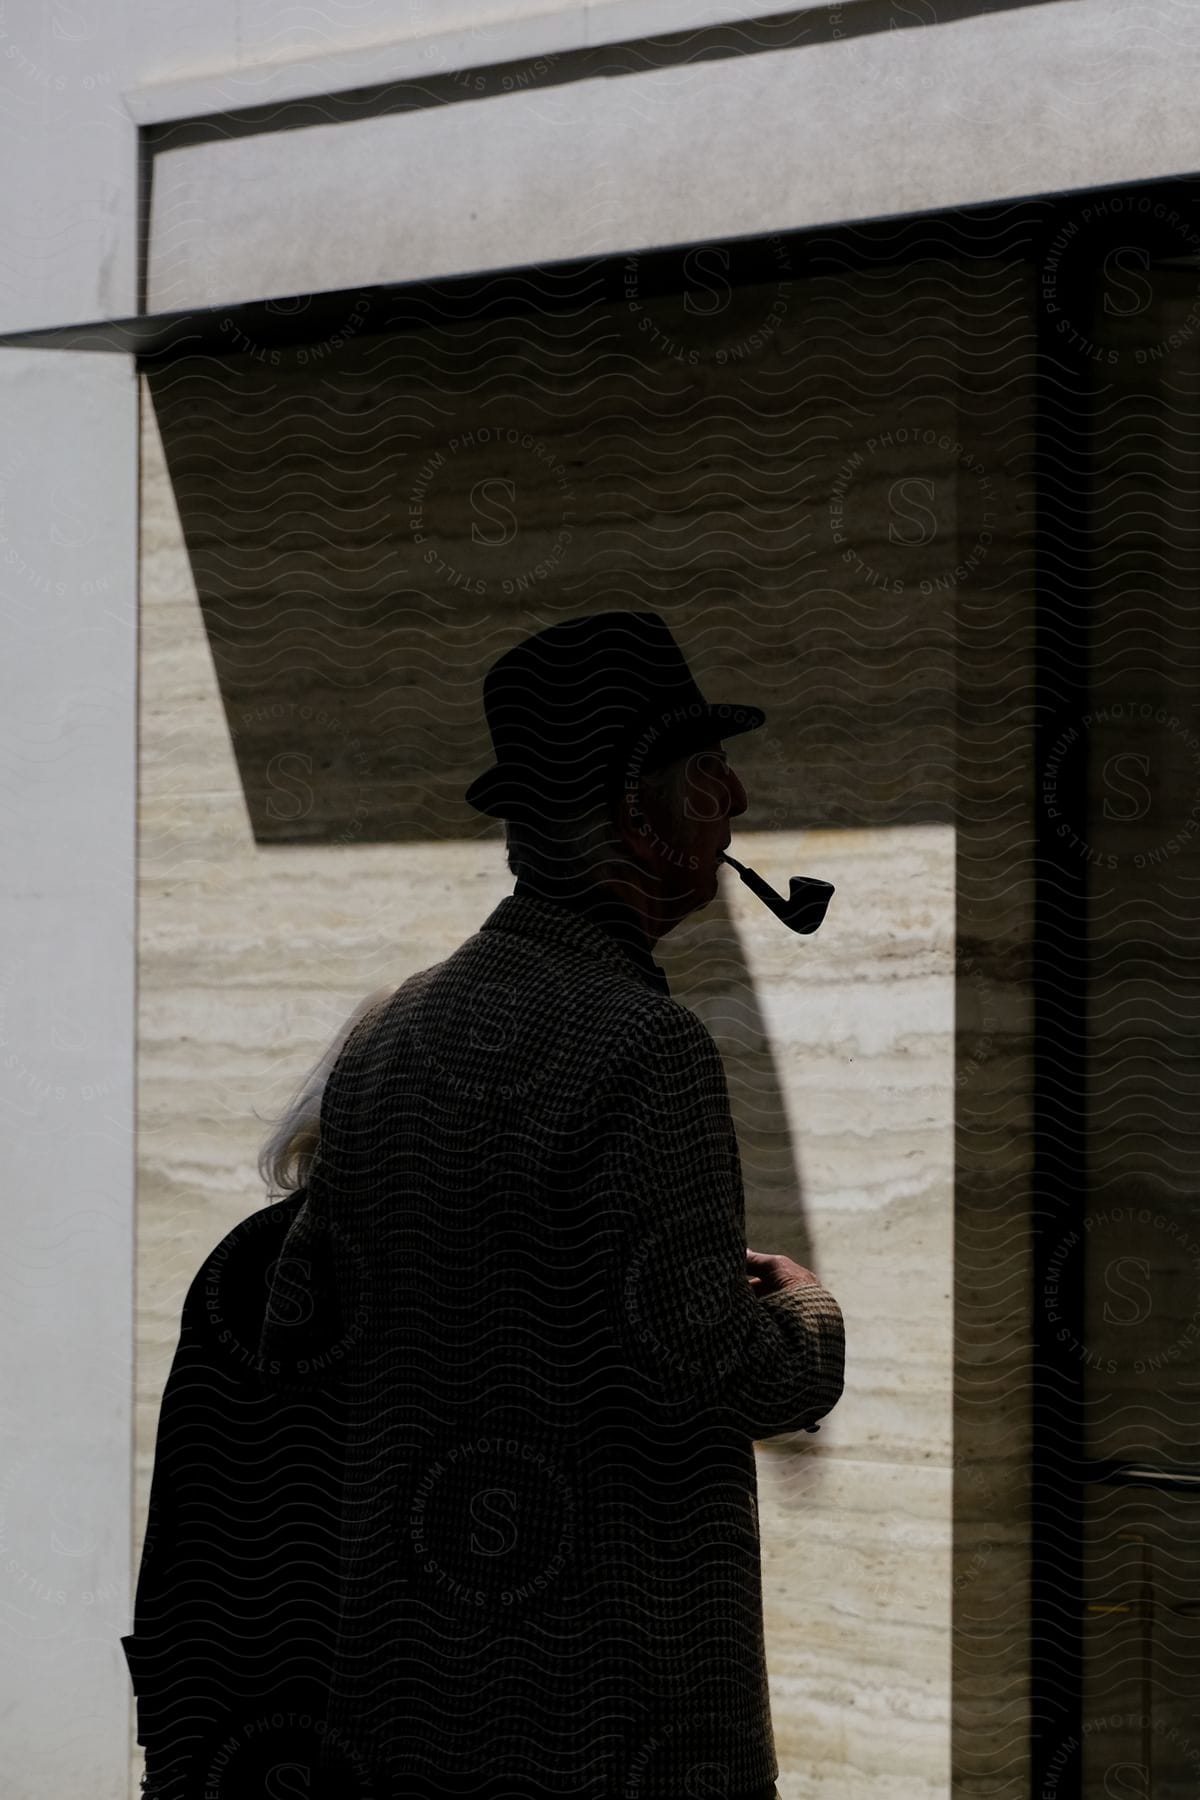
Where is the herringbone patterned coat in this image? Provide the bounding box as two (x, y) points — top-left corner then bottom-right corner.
(254, 884), (845, 1798)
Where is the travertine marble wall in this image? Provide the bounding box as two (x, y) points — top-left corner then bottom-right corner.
(135, 392), (956, 1796)
(135, 256), (1038, 1797)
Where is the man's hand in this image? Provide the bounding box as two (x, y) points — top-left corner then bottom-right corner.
(746, 1247), (822, 1296)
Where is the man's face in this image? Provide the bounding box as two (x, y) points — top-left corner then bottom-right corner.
(637, 738), (749, 918)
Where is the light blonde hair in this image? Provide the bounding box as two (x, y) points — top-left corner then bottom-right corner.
(255, 986), (394, 1199)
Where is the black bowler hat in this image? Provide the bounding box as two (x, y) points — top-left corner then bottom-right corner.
(465, 611), (766, 822)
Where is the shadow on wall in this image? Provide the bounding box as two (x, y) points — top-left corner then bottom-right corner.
(658, 888), (820, 1274)
(141, 256), (965, 1280)
(134, 229), (1010, 1800)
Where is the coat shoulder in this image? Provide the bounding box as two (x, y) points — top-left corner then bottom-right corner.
(361, 926), (714, 1107)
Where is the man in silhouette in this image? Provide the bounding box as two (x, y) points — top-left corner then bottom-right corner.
(130, 609), (846, 1799)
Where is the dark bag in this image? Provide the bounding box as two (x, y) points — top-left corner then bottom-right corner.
(121, 1188), (358, 1799)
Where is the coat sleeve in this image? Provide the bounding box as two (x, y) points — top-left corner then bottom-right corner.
(596, 998), (845, 1441)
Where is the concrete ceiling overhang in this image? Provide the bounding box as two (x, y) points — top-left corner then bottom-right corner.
(139, 0), (1189, 322)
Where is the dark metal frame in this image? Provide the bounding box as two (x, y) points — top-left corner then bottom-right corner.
(1028, 194), (1092, 1800)
(1028, 178), (1200, 1800)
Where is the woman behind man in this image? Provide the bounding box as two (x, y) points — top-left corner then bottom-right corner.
(125, 986), (393, 1800)
(254, 986), (393, 1202)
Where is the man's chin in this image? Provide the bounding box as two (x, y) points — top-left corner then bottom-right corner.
(669, 877), (716, 925)
(696, 862), (721, 905)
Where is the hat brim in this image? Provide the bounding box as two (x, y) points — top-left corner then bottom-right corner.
(465, 702), (766, 820)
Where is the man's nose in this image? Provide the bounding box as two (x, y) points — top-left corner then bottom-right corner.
(726, 766), (748, 818)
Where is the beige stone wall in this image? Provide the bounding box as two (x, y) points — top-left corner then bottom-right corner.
(135, 391), (957, 1796)
(134, 257), (1039, 1795)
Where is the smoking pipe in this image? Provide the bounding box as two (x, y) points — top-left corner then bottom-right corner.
(717, 848), (834, 935)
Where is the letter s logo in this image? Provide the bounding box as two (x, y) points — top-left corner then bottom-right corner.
(469, 1487), (519, 1558)
(682, 245), (732, 318)
(468, 982), (516, 1053)
(265, 751), (313, 823)
(1101, 752), (1152, 823)
(682, 749), (729, 824)
(1102, 245), (1154, 321)
(888, 476), (938, 548)
(1102, 1256), (1152, 1328)
(1103, 1761), (1149, 1799)
(683, 1757), (733, 1797)
(265, 1761), (315, 1797)
(470, 477), (518, 548)
(265, 1254), (316, 1328)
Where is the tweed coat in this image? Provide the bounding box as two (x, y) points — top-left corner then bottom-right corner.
(252, 884), (845, 1799)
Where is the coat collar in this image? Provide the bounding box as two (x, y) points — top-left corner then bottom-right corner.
(481, 878), (671, 997)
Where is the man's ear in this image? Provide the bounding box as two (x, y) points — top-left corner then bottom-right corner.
(615, 782), (657, 868)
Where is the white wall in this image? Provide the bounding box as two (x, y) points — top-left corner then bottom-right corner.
(0, 4), (139, 333)
(0, 347), (138, 1800)
(144, 0), (1200, 316)
(128, 0), (862, 119)
(0, 0), (871, 335)
(0, 2), (1196, 1795)
(8, 1), (1192, 335)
